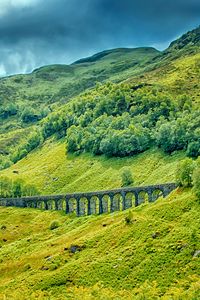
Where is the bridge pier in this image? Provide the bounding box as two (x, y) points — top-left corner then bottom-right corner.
(76, 197), (80, 216)
(110, 194), (114, 213)
(135, 193), (139, 207)
(147, 191), (153, 202)
(98, 196), (103, 215)
(66, 197), (70, 214)
(55, 200), (58, 210)
(44, 201), (48, 210)
(121, 192), (126, 210)
(87, 197), (91, 215)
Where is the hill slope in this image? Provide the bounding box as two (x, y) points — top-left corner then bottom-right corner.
(0, 189), (199, 299)
(0, 26), (199, 173)
(1, 139), (185, 195)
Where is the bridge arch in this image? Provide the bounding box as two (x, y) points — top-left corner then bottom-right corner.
(79, 197), (88, 216)
(124, 192), (135, 209)
(37, 200), (45, 210)
(151, 189), (164, 202)
(89, 196), (99, 215)
(138, 190), (148, 205)
(68, 197), (77, 215)
(102, 194), (111, 213)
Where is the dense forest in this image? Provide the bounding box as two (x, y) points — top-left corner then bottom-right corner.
(8, 82), (199, 166)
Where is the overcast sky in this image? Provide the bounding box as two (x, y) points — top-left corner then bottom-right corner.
(0, 0), (199, 76)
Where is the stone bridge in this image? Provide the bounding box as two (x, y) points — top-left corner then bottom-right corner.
(0, 183), (177, 217)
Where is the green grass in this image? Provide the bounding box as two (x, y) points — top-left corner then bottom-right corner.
(1, 139), (185, 194)
(0, 189), (199, 299)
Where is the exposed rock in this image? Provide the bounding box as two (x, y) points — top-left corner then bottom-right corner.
(41, 265), (49, 271)
(46, 256), (53, 261)
(69, 244), (84, 254)
(52, 177), (58, 181)
(152, 232), (160, 239)
(193, 250), (200, 258)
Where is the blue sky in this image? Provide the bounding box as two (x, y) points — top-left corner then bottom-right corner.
(0, 0), (199, 76)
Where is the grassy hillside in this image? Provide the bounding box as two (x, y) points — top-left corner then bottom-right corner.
(0, 189), (199, 299)
(1, 139), (185, 195)
(0, 47), (159, 127)
(130, 52), (200, 105)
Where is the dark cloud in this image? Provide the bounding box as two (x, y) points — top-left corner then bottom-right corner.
(0, 0), (199, 76)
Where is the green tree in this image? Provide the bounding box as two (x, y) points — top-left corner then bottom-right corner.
(22, 184), (39, 196)
(192, 158), (200, 198)
(2, 103), (18, 118)
(0, 177), (12, 197)
(121, 167), (134, 187)
(21, 107), (38, 123)
(176, 158), (194, 187)
(12, 179), (23, 197)
(187, 141), (200, 158)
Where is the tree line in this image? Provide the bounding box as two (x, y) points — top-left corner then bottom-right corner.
(0, 177), (40, 198)
(7, 82), (200, 165)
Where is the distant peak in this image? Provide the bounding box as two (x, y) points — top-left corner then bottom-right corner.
(72, 47), (160, 65)
(168, 25), (200, 51)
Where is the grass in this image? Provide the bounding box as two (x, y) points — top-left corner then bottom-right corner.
(0, 189), (199, 299)
(1, 139), (185, 194)
(129, 52), (200, 107)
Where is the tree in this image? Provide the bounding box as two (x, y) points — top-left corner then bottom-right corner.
(2, 103), (18, 118)
(21, 107), (38, 123)
(192, 158), (200, 198)
(176, 158), (194, 187)
(12, 179), (23, 197)
(26, 130), (42, 152)
(0, 177), (12, 197)
(121, 167), (134, 187)
(187, 141), (200, 158)
(22, 184), (39, 196)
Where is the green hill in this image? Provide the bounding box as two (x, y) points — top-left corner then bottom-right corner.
(1, 139), (185, 195)
(0, 26), (199, 299)
(0, 27), (199, 171)
(0, 189), (199, 299)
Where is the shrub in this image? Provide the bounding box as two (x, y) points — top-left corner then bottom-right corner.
(49, 220), (60, 230)
(176, 158), (194, 187)
(187, 141), (200, 158)
(1, 103), (18, 118)
(125, 210), (133, 225)
(121, 167), (134, 187)
(21, 107), (39, 123)
(0, 225), (6, 230)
